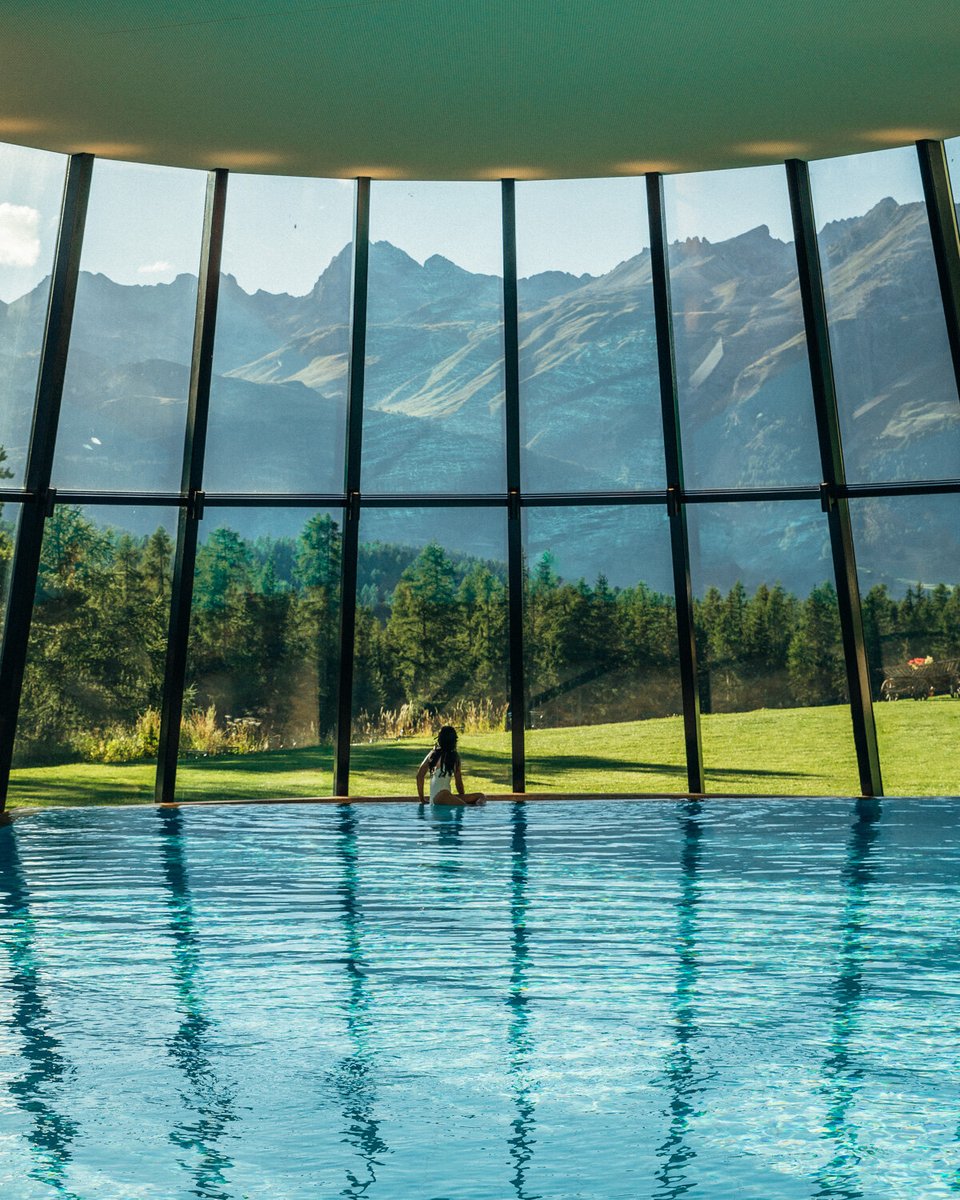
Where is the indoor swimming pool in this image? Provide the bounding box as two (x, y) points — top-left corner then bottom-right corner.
(0, 798), (957, 1198)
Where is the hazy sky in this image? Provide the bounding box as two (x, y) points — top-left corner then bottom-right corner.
(0, 140), (945, 302)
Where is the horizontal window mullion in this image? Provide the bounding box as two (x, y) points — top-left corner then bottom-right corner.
(682, 486), (821, 504)
(520, 490), (665, 506)
(363, 480), (960, 506)
(203, 493), (347, 509)
(53, 490), (183, 506)
(838, 479), (960, 498)
(19, 479), (960, 513)
(357, 493), (507, 508)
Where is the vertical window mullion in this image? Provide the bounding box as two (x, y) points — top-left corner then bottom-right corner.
(333, 178), (370, 796)
(502, 179), (526, 793)
(0, 152), (93, 810)
(785, 158), (882, 798)
(155, 169), (229, 803)
(646, 173), (705, 795)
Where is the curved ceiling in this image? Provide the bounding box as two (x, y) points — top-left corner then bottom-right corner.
(1, 0), (959, 179)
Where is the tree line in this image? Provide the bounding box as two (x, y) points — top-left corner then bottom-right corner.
(4, 506), (958, 765)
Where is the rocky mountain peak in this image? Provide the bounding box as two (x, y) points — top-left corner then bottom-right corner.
(423, 252), (476, 280)
(819, 195), (921, 258)
(307, 241), (353, 295)
(519, 268), (594, 309)
(369, 239), (420, 271)
(726, 223), (776, 248)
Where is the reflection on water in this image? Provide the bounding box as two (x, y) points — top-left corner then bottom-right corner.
(0, 799), (954, 1199)
(812, 799), (882, 1200)
(0, 826), (80, 1198)
(158, 808), (237, 1198)
(654, 801), (705, 1198)
(333, 805), (388, 1196)
(506, 802), (539, 1200)
(419, 800), (465, 854)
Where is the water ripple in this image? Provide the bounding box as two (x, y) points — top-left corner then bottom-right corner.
(0, 798), (958, 1198)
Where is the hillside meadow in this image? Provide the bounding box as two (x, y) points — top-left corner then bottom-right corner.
(5, 699), (957, 809)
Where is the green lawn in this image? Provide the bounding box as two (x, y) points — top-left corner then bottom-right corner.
(5, 699), (958, 808)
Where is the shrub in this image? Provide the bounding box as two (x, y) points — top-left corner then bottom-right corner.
(71, 707), (163, 764)
(353, 698), (507, 742)
(47, 704), (270, 764)
(179, 705), (269, 757)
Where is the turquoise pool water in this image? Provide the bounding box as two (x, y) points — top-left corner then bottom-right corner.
(0, 798), (957, 1199)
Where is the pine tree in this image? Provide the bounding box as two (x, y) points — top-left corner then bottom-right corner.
(458, 563), (507, 702)
(787, 582), (845, 705)
(295, 513), (341, 590)
(386, 543), (461, 706)
(140, 526), (174, 601)
(283, 514), (344, 739)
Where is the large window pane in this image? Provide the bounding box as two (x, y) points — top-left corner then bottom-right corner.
(810, 146), (960, 483)
(688, 501), (859, 794)
(850, 494), (960, 796)
(0, 142), (66, 485)
(52, 161), (207, 491)
(0, 500), (23, 661)
(205, 176), (354, 493)
(8, 505), (177, 806)
(516, 179), (663, 490)
(665, 166), (821, 489)
(176, 507), (342, 801)
(350, 506), (510, 793)
(362, 183), (506, 493)
(523, 505), (684, 792)
(946, 136), (960, 227)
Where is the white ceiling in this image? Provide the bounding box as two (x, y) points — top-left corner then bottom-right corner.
(1, 0), (958, 178)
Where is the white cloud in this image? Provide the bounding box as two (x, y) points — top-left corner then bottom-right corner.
(0, 203), (40, 268)
(137, 259), (173, 276)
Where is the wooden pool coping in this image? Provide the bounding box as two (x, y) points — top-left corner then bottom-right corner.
(0, 791), (904, 823)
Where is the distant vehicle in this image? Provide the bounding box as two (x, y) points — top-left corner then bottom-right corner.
(880, 657), (960, 701)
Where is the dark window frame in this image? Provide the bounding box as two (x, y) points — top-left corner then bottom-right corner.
(3, 142), (960, 807)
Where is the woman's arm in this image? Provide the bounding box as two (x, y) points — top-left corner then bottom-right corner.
(416, 755), (431, 800)
(451, 759), (485, 805)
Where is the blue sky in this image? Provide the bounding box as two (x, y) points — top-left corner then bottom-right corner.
(0, 140), (941, 302)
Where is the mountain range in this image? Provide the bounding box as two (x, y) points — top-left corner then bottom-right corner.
(0, 197), (958, 594)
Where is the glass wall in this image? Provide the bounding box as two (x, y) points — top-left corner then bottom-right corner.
(362, 182), (506, 494)
(0, 143), (66, 485)
(809, 146), (960, 483)
(205, 175), (354, 494)
(850, 494), (960, 795)
(516, 178), (663, 490)
(945, 136), (960, 217)
(8, 505), (177, 806)
(687, 501), (860, 794)
(51, 160), (207, 492)
(1, 139), (958, 805)
(176, 507), (342, 800)
(523, 505), (685, 792)
(0, 502), (22, 666)
(665, 166), (821, 489)
(349, 506), (510, 794)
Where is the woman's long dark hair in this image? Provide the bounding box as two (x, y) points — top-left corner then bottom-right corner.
(429, 726), (459, 778)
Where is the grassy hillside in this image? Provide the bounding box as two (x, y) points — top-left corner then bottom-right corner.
(5, 700), (957, 809)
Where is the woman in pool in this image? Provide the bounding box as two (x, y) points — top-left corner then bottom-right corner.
(416, 725), (486, 805)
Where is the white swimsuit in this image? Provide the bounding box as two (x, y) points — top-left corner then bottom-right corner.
(429, 761), (455, 801)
